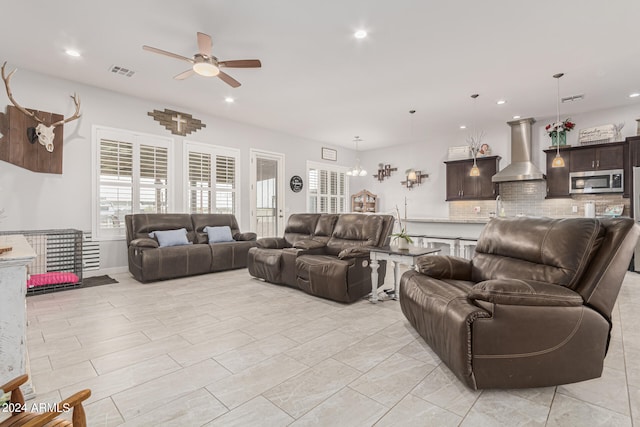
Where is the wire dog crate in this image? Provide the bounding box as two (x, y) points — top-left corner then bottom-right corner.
(0, 229), (83, 295)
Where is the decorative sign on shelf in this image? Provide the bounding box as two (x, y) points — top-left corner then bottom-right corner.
(148, 108), (206, 136)
(578, 124), (616, 145)
(447, 145), (472, 160)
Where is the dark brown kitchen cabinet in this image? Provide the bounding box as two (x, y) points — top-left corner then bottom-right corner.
(445, 156), (500, 201)
(569, 142), (625, 172)
(544, 148), (571, 198)
(543, 141), (629, 199)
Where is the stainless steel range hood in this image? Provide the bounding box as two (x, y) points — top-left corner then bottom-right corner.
(492, 118), (546, 183)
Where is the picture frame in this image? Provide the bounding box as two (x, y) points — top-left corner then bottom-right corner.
(321, 147), (337, 161)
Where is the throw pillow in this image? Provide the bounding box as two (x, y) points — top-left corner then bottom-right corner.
(148, 228), (192, 247)
(204, 226), (235, 243)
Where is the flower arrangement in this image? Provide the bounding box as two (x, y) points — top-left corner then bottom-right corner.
(545, 118), (575, 137)
(391, 205), (413, 247)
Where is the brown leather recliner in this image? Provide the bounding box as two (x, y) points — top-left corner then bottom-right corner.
(248, 213), (394, 303)
(400, 216), (639, 389)
(247, 213), (326, 286)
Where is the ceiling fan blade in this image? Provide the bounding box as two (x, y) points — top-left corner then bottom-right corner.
(197, 32), (212, 56)
(217, 71), (241, 88)
(143, 45), (194, 63)
(174, 69), (195, 80)
(219, 59), (262, 68)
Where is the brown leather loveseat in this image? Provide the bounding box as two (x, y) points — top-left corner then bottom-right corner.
(400, 216), (639, 389)
(125, 213), (257, 282)
(247, 213), (394, 302)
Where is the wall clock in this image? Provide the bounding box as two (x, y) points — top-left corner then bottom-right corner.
(290, 175), (304, 192)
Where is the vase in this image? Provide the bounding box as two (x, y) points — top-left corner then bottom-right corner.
(396, 238), (410, 250)
(551, 131), (566, 146)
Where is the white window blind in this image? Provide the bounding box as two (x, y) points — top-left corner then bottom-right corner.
(99, 139), (133, 235)
(307, 161), (348, 213)
(139, 144), (168, 214)
(188, 151), (212, 214)
(184, 142), (239, 215)
(215, 155), (236, 214)
(94, 127), (173, 240)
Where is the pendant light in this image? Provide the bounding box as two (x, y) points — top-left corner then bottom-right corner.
(551, 73), (566, 168)
(468, 94), (481, 177)
(346, 136), (367, 176)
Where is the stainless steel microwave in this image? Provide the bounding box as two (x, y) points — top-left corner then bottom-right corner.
(569, 169), (624, 194)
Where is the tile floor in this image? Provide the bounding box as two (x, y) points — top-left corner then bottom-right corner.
(7, 268), (640, 426)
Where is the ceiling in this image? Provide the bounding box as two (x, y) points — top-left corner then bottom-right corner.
(2, 1), (640, 150)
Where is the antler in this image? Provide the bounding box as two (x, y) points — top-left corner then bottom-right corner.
(1, 61), (45, 124)
(51, 93), (81, 127)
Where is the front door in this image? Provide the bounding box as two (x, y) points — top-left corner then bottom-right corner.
(250, 150), (285, 238)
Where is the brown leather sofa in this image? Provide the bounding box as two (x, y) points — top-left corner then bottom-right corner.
(400, 216), (639, 389)
(247, 213), (394, 302)
(125, 213), (257, 282)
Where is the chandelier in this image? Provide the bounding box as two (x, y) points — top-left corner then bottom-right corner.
(346, 136), (367, 176)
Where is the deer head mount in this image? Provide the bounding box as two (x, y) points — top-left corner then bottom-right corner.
(1, 61), (81, 152)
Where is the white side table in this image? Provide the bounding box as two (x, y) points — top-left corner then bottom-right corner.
(369, 246), (439, 303)
(0, 235), (37, 398)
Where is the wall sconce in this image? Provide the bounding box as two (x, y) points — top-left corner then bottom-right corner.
(376, 163), (397, 182)
(401, 168), (429, 189)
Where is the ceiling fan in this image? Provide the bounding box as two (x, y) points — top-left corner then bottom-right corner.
(142, 32), (261, 88)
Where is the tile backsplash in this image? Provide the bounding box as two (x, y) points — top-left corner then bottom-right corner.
(449, 181), (630, 219)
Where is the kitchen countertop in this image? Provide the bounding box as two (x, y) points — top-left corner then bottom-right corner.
(406, 217), (491, 224)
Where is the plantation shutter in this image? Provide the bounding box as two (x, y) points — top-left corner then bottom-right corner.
(188, 151), (213, 213)
(215, 155), (236, 214)
(184, 142), (239, 215)
(94, 127), (174, 240)
(307, 163), (348, 214)
(98, 139), (133, 234)
(100, 139), (133, 182)
(139, 144), (169, 213)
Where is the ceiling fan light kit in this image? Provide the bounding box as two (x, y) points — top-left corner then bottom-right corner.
(143, 32), (261, 88)
(193, 58), (219, 77)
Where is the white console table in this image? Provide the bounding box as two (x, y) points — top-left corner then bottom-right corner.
(0, 235), (36, 399)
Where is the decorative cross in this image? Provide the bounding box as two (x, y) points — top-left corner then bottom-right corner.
(148, 108), (206, 136)
(172, 114), (187, 133)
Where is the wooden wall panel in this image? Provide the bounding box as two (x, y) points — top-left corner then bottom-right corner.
(0, 106), (64, 174)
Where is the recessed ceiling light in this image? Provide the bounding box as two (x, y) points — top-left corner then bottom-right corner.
(629, 93), (640, 98)
(65, 49), (81, 57)
(354, 30), (367, 39)
(513, 115), (521, 119)
(459, 125), (467, 129)
(496, 100), (506, 105)
(225, 97), (235, 103)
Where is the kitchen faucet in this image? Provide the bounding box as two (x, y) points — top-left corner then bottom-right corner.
(496, 195), (505, 217)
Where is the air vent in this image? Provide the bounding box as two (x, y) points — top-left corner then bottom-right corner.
(109, 65), (135, 77)
(562, 94), (584, 103)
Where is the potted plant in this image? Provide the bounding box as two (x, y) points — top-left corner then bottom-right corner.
(392, 205), (413, 250)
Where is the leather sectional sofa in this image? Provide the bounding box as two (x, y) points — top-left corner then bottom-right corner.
(247, 213), (394, 303)
(125, 213), (257, 282)
(400, 216), (639, 389)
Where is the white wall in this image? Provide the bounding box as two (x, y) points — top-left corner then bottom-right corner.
(352, 104), (640, 217)
(0, 69), (356, 271)
(3, 68), (638, 271)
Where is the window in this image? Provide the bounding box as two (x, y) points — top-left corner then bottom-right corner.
(307, 161), (349, 213)
(185, 141), (239, 215)
(93, 127), (173, 240)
